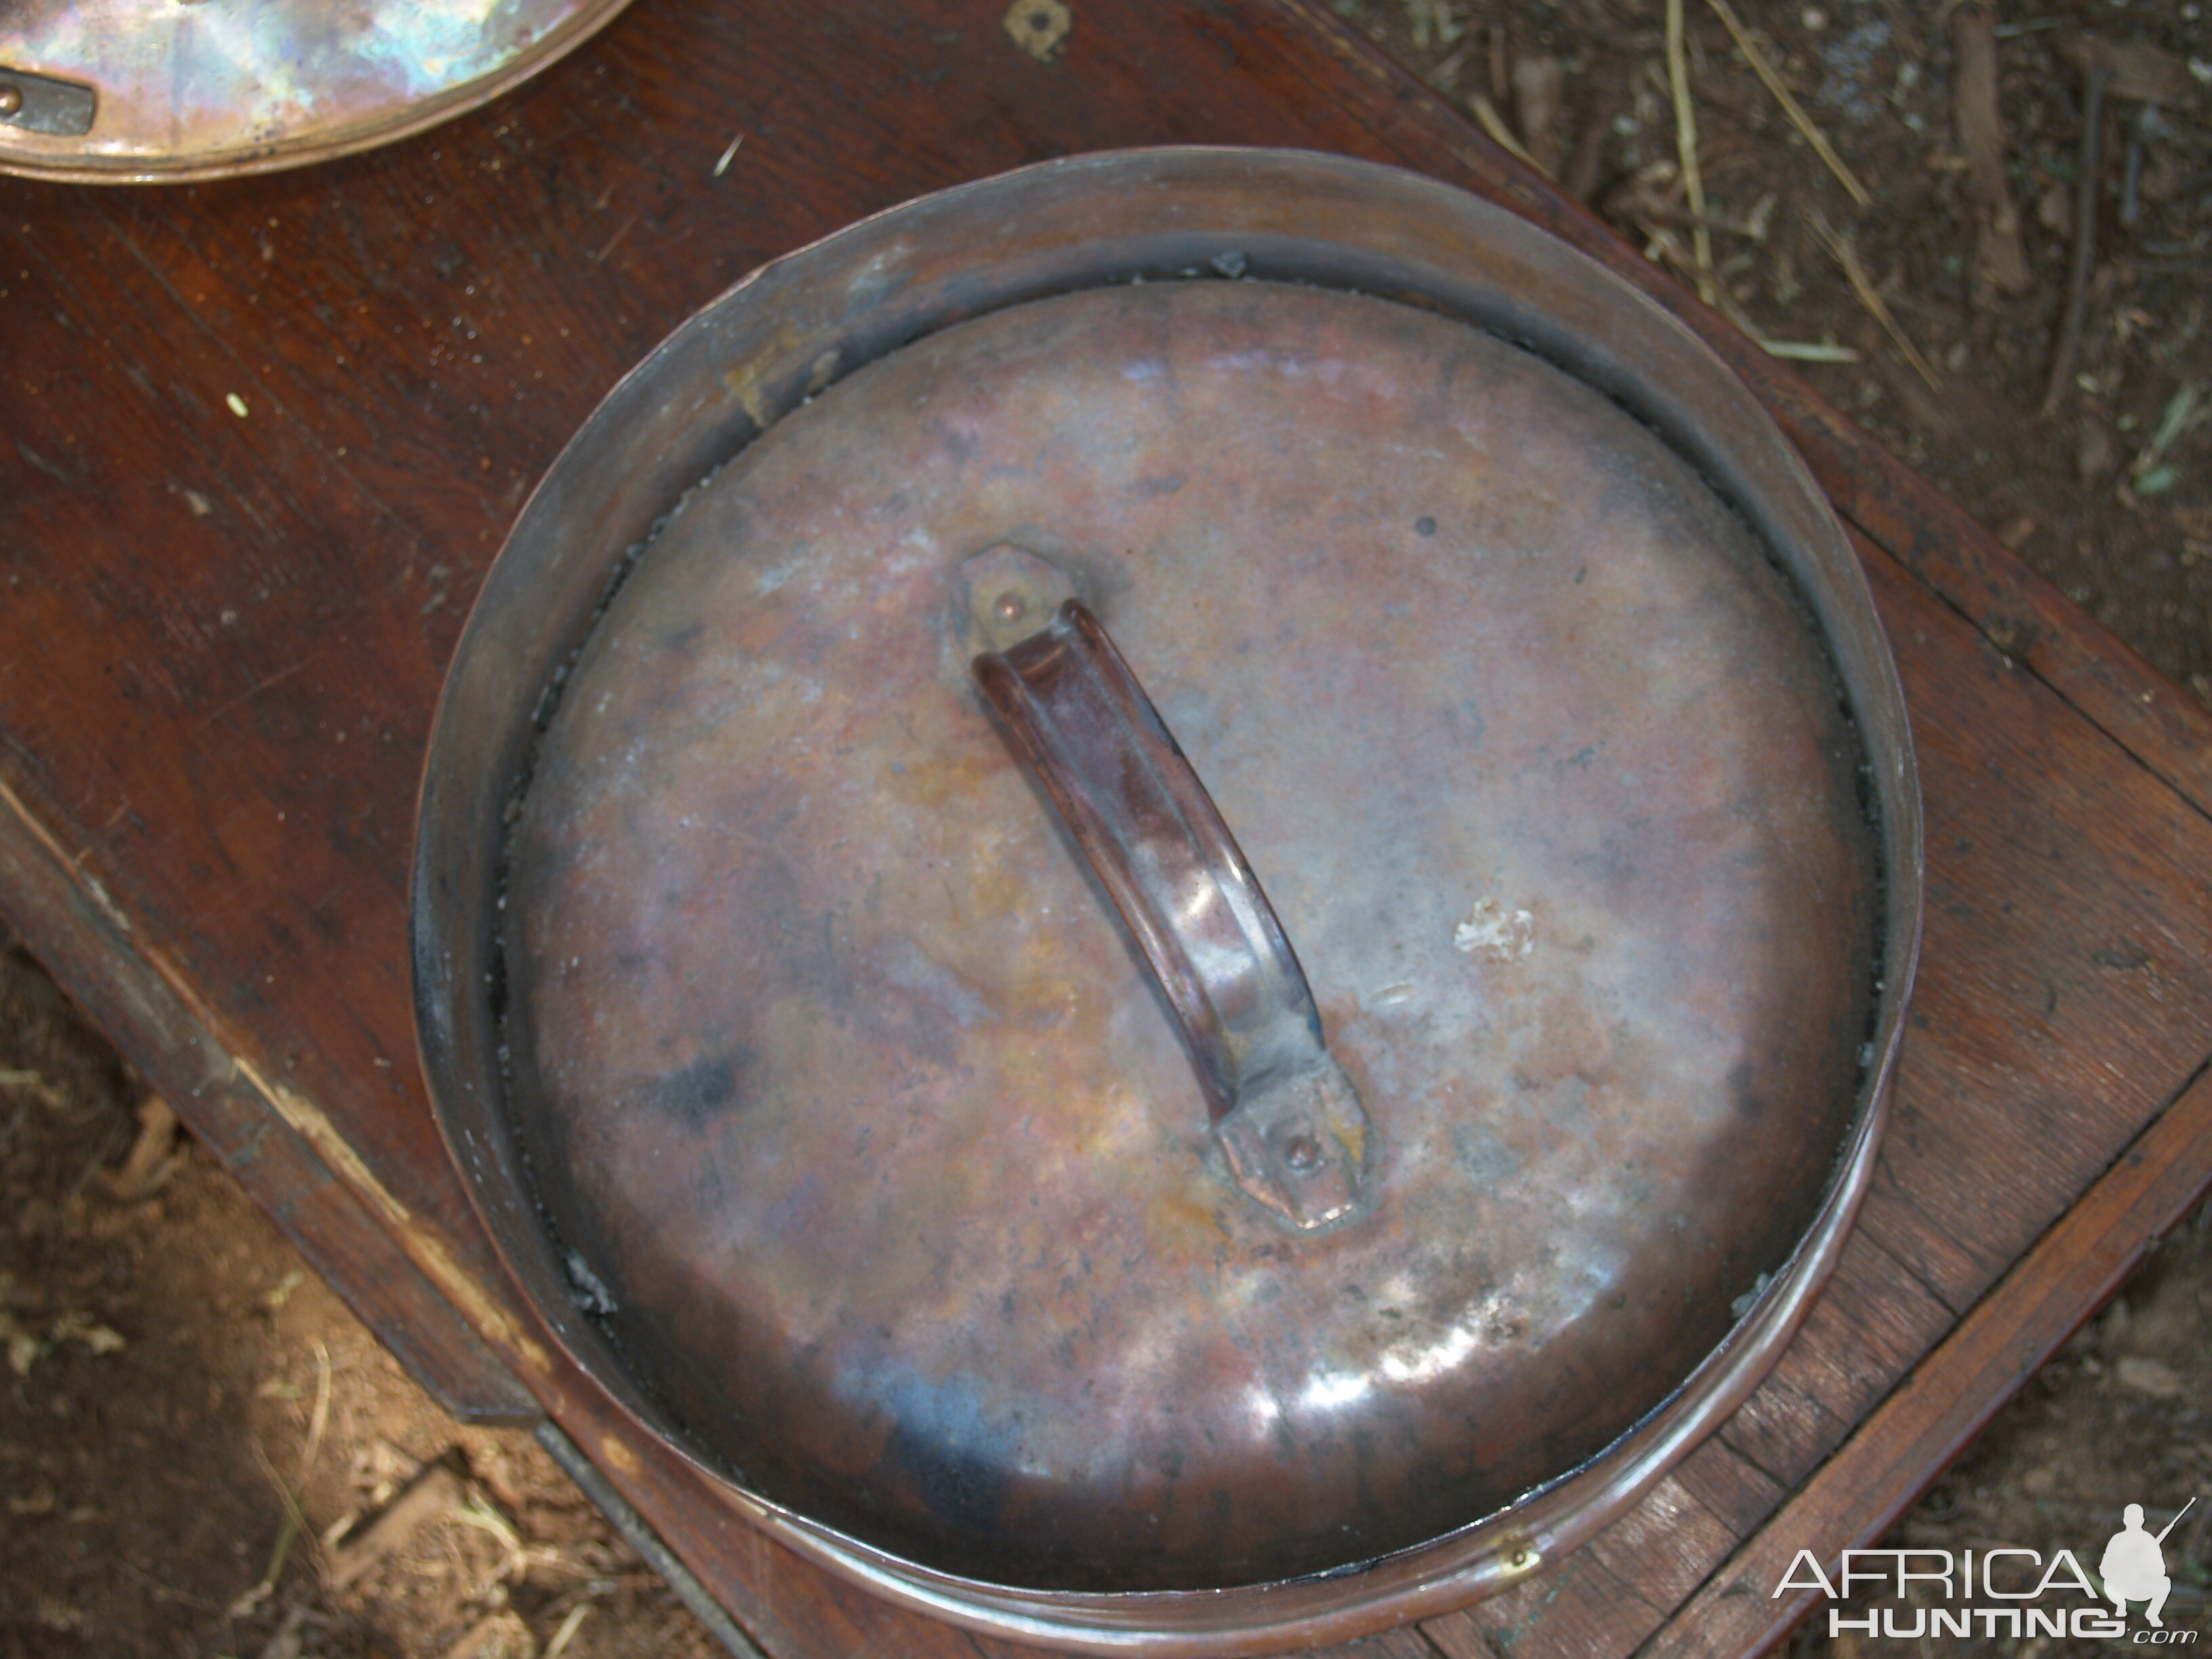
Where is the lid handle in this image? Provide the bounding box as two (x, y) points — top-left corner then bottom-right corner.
(964, 548), (1372, 1231)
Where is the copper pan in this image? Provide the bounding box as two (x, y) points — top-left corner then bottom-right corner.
(412, 148), (1923, 1654)
(0, 0), (632, 184)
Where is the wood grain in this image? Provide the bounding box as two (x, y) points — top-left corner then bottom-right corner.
(2, 2), (2210, 1655)
(1642, 1057), (2212, 1658)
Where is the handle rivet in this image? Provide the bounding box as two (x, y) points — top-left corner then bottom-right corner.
(993, 592), (1024, 623)
(0, 87), (21, 117)
(1284, 1133), (1322, 1173)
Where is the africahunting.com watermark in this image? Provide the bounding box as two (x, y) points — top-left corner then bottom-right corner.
(1778, 1498), (2200, 1643)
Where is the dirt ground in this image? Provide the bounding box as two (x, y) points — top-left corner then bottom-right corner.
(3, 3), (2209, 1656)
(0, 942), (722, 1659)
(1353, 0), (2212, 710)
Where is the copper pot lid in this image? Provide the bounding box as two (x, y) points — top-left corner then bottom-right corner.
(0, 0), (630, 183)
(414, 148), (1922, 1652)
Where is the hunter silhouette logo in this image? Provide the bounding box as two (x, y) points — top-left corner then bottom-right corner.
(2103, 1498), (2197, 1629)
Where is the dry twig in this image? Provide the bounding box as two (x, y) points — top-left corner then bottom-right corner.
(1702, 0), (1872, 207)
(1810, 213), (1942, 391)
(1511, 54), (1566, 177)
(296, 1339), (332, 1484)
(544, 1603), (592, 1659)
(2040, 60), (2110, 417)
(1666, 0), (1717, 304)
(231, 1437), (313, 1617)
(98, 1095), (184, 1201)
(1469, 94), (1541, 171)
(1761, 340), (1862, 363)
(1950, 5), (2031, 298)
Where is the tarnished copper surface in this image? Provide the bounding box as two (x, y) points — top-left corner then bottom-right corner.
(970, 588), (1373, 1233)
(0, 0), (630, 182)
(503, 278), (1876, 1589)
(413, 149), (1923, 1653)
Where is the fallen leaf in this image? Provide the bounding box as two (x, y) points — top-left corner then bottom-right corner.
(97, 1095), (184, 1202)
(1511, 54), (1568, 176)
(49, 1312), (125, 1355)
(2036, 181), (2071, 237)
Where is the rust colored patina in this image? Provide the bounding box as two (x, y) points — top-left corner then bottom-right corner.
(504, 277), (1875, 1585)
(415, 149), (1921, 1653)
(0, 0), (632, 182)
(969, 584), (1373, 1233)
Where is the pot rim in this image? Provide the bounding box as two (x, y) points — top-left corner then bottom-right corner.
(411, 144), (1924, 1655)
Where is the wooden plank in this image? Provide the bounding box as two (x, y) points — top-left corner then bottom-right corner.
(1586, 1477), (1749, 1620)
(1717, 1234), (1958, 1490)
(1846, 539), (2212, 1311)
(1776, 392), (2212, 821)
(1668, 1439), (1787, 1542)
(1637, 1059), (2212, 1659)
(1846, 1158), (1990, 1323)
(0, 774), (536, 1425)
(1450, 1237), (1954, 1659)
(1417, 1475), (1742, 1659)
(1427, 1552), (1660, 1659)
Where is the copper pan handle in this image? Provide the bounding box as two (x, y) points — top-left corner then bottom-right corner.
(960, 546), (1372, 1231)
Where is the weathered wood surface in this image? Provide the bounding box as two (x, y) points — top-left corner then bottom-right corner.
(2, 2), (2207, 1655)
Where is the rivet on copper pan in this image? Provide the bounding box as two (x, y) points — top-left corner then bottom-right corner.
(0, 87), (22, 117)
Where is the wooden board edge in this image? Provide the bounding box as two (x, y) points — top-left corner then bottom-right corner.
(0, 767), (541, 1427)
(1633, 1057), (2212, 1658)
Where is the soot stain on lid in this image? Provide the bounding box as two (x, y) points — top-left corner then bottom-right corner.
(629, 1052), (745, 1132)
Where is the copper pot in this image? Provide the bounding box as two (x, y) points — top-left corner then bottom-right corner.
(413, 148), (1922, 1654)
(0, 0), (632, 183)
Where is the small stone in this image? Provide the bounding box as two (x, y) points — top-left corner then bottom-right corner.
(7, 1479), (56, 1516)
(2116, 1356), (2186, 1400)
(2077, 425), (2114, 484)
(445, 1611), (537, 1659)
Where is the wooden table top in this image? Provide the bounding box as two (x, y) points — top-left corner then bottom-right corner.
(3, 3), (2207, 1655)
